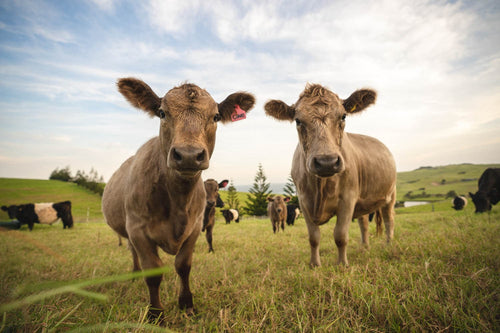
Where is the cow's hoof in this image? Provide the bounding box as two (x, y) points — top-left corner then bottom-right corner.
(147, 307), (166, 326)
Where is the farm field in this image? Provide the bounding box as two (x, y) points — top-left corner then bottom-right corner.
(0, 165), (499, 332)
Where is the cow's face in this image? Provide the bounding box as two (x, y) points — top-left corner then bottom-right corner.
(469, 192), (491, 213)
(204, 179), (228, 208)
(268, 196), (289, 214)
(265, 84), (376, 178)
(1, 205), (18, 219)
(117, 78), (255, 178)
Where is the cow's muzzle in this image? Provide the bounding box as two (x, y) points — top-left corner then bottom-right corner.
(309, 154), (344, 177)
(168, 146), (209, 175)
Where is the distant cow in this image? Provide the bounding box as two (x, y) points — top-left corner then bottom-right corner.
(267, 196), (290, 233)
(221, 209), (239, 223)
(452, 196), (468, 211)
(286, 204), (300, 226)
(2, 201), (73, 231)
(102, 77), (255, 322)
(202, 179), (228, 252)
(265, 84), (396, 267)
(469, 168), (500, 213)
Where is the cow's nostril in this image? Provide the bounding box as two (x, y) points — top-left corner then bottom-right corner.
(196, 150), (206, 162)
(173, 149), (182, 161)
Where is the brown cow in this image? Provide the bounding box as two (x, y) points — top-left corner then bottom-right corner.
(102, 78), (255, 323)
(264, 83), (396, 267)
(202, 179), (228, 253)
(267, 195), (289, 233)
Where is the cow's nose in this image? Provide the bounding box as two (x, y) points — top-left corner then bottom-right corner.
(311, 154), (344, 177)
(169, 146), (209, 172)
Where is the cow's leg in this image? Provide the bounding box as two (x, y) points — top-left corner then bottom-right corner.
(205, 224), (214, 253)
(175, 226), (200, 315)
(272, 221), (277, 233)
(281, 220), (285, 231)
(382, 191), (396, 243)
(357, 215), (369, 247)
(128, 239), (140, 271)
(128, 233), (165, 323)
(382, 204), (395, 243)
(305, 219), (321, 267)
(335, 201), (356, 266)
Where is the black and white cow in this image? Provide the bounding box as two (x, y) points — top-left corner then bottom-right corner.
(469, 168), (500, 213)
(286, 204), (301, 226)
(452, 196), (468, 211)
(1, 201), (74, 231)
(221, 209), (239, 224)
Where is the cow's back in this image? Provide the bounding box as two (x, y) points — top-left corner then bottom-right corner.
(478, 168), (500, 192)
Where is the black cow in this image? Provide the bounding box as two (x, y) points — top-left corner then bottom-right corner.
(469, 168), (500, 213)
(1, 201), (74, 230)
(286, 204), (300, 226)
(221, 209), (239, 223)
(452, 196), (468, 210)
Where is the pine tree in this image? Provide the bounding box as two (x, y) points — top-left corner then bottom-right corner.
(245, 163), (272, 216)
(283, 174), (299, 205)
(226, 179), (240, 210)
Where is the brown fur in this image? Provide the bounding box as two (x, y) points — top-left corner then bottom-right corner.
(102, 78), (254, 323)
(267, 196), (288, 233)
(265, 83), (395, 267)
(202, 179), (227, 253)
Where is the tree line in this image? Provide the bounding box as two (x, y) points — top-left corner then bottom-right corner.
(49, 164), (297, 216)
(49, 166), (105, 196)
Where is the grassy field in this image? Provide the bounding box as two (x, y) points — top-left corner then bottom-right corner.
(396, 163), (500, 202)
(0, 178), (103, 223)
(0, 167), (499, 332)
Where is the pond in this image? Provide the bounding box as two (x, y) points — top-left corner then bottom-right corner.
(404, 201), (431, 207)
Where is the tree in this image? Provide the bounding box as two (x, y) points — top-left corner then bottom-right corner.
(226, 179), (240, 210)
(283, 175), (299, 205)
(245, 164), (272, 216)
(49, 166), (72, 182)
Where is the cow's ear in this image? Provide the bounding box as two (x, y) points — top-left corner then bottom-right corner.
(267, 196), (274, 202)
(343, 89), (377, 114)
(117, 78), (162, 118)
(218, 92), (256, 123)
(469, 192), (474, 198)
(284, 197), (291, 202)
(1, 206), (7, 211)
(219, 180), (229, 188)
(264, 100), (295, 121)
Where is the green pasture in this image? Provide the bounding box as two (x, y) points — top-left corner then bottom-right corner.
(396, 163), (500, 202)
(0, 165), (499, 331)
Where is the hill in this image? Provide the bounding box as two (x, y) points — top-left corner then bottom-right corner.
(0, 178), (103, 223)
(396, 163), (500, 202)
(1, 163), (499, 222)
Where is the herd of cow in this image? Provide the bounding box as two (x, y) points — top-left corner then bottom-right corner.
(1, 78), (499, 325)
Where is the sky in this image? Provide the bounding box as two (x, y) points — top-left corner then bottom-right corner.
(0, 0), (499, 187)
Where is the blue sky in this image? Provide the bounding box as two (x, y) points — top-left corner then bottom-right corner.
(0, 0), (499, 186)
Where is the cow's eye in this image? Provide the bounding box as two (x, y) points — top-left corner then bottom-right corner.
(295, 119), (302, 126)
(159, 110), (166, 119)
(213, 113), (221, 122)
(341, 114), (347, 121)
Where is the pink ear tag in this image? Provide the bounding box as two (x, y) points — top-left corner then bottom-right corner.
(231, 105), (247, 122)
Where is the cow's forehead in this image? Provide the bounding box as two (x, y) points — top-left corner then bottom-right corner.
(296, 84), (343, 116)
(163, 84), (217, 115)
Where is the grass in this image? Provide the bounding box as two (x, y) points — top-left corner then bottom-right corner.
(1, 204), (499, 332)
(0, 178), (103, 223)
(396, 163), (500, 201)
